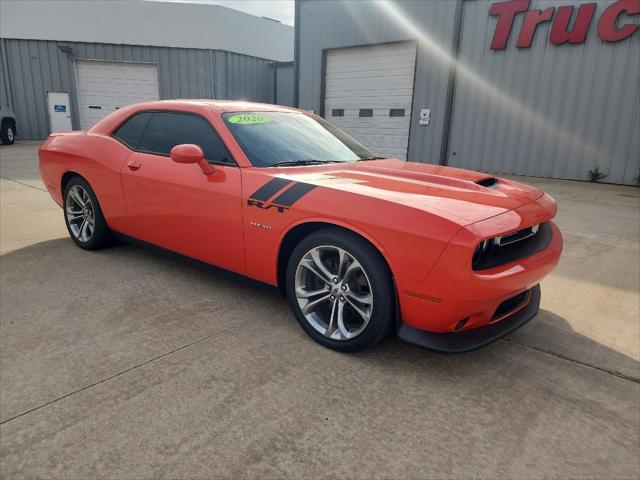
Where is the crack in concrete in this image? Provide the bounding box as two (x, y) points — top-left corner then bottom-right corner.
(0, 176), (47, 192)
(501, 338), (640, 384)
(0, 321), (252, 426)
(3, 330), (637, 427)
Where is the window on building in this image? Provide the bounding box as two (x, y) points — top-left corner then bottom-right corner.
(332, 109), (344, 117)
(113, 112), (152, 149)
(359, 109), (373, 117)
(389, 108), (405, 117)
(138, 112), (233, 164)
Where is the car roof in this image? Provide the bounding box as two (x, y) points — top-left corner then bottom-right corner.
(129, 99), (302, 113)
(88, 99), (307, 136)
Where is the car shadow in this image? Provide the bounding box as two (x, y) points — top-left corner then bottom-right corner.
(1, 236), (638, 387)
(362, 309), (640, 383)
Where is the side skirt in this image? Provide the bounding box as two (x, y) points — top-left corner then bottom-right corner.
(112, 233), (279, 294)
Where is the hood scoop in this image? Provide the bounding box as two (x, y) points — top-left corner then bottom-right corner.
(475, 177), (499, 189)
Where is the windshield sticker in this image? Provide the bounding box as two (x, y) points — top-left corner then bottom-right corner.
(228, 114), (270, 125)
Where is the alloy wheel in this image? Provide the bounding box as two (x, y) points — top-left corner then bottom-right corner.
(65, 185), (95, 242)
(294, 245), (373, 340)
(7, 127), (14, 142)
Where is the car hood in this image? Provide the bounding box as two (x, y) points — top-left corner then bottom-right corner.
(273, 159), (544, 226)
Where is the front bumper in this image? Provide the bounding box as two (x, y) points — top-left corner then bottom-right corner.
(395, 191), (562, 334)
(397, 284), (540, 353)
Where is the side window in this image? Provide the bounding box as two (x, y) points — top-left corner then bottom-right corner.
(113, 112), (152, 149)
(138, 112), (233, 164)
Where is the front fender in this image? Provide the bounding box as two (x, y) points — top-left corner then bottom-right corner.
(241, 180), (461, 286)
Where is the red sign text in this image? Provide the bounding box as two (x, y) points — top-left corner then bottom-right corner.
(489, 0), (640, 50)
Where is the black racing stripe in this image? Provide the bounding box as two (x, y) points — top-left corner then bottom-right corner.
(250, 178), (293, 201)
(271, 182), (317, 207)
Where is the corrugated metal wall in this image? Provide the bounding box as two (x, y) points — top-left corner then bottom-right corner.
(296, 0), (459, 164)
(0, 39), (14, 112)
(0, 38), (275, 140)
(275, 63), (295, 106)
(297, 0), (640, 185)
(447, 0), (640, 185)
(217, 50), (274, 101)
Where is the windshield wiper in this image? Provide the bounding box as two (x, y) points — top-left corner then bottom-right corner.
(269, 159), (341, 167)
(358, 156), (385, 161)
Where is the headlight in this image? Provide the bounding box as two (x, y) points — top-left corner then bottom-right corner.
(472, 224), (541, 269)
(472, 238), (495, 268)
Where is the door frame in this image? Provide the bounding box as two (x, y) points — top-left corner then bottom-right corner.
(46, 91), (73, 133)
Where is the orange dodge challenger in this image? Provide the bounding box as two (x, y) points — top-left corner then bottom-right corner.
(39, 100), (563, 353)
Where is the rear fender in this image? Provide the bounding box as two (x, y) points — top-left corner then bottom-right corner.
(39, 133), (133, 232)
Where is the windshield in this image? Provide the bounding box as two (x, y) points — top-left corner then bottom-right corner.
(222, 111), (375, 167)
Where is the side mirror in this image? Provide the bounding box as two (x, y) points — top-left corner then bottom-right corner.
(170, 144), (215, 175)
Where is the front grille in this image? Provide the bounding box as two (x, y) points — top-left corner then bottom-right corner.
(496, 224), (539, 246)
(473, 222), (552, 271)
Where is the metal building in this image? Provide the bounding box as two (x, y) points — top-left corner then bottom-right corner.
(272, 62), (296, 107)
(0, 0), (294, 140)
(295, 0), (640, 185)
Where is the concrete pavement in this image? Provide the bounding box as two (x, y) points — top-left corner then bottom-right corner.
(1, 142), (638, 479)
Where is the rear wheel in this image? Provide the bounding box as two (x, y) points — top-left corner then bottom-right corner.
(286, 228), (394, 352)
(63, 176), (112, 250)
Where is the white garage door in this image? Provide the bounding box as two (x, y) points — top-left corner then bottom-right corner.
(75, 61), (160, 130)
(324, 42), (416, 159)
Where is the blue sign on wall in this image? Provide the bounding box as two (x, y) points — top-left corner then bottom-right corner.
(54, 105), (66, 113)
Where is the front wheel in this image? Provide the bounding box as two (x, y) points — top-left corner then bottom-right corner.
(286, 228), (395, 352)
(63, 176), (112, 250)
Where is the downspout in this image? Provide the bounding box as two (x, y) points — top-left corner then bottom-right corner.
(439, 0), (464, 166)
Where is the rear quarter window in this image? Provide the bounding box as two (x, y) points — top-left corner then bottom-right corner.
(113, 112), (152, 149)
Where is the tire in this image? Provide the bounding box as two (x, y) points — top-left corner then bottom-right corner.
(286, 228), (395, 352)
(0, 122), (15, 145)
(63, 176), (112, 250)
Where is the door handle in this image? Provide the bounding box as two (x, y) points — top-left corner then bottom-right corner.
(127, 159), (142, 171)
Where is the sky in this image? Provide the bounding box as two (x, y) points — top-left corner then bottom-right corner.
(153, 0), (295, 25)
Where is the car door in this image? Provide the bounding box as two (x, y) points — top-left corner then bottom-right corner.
(117, 110), (245, 274)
